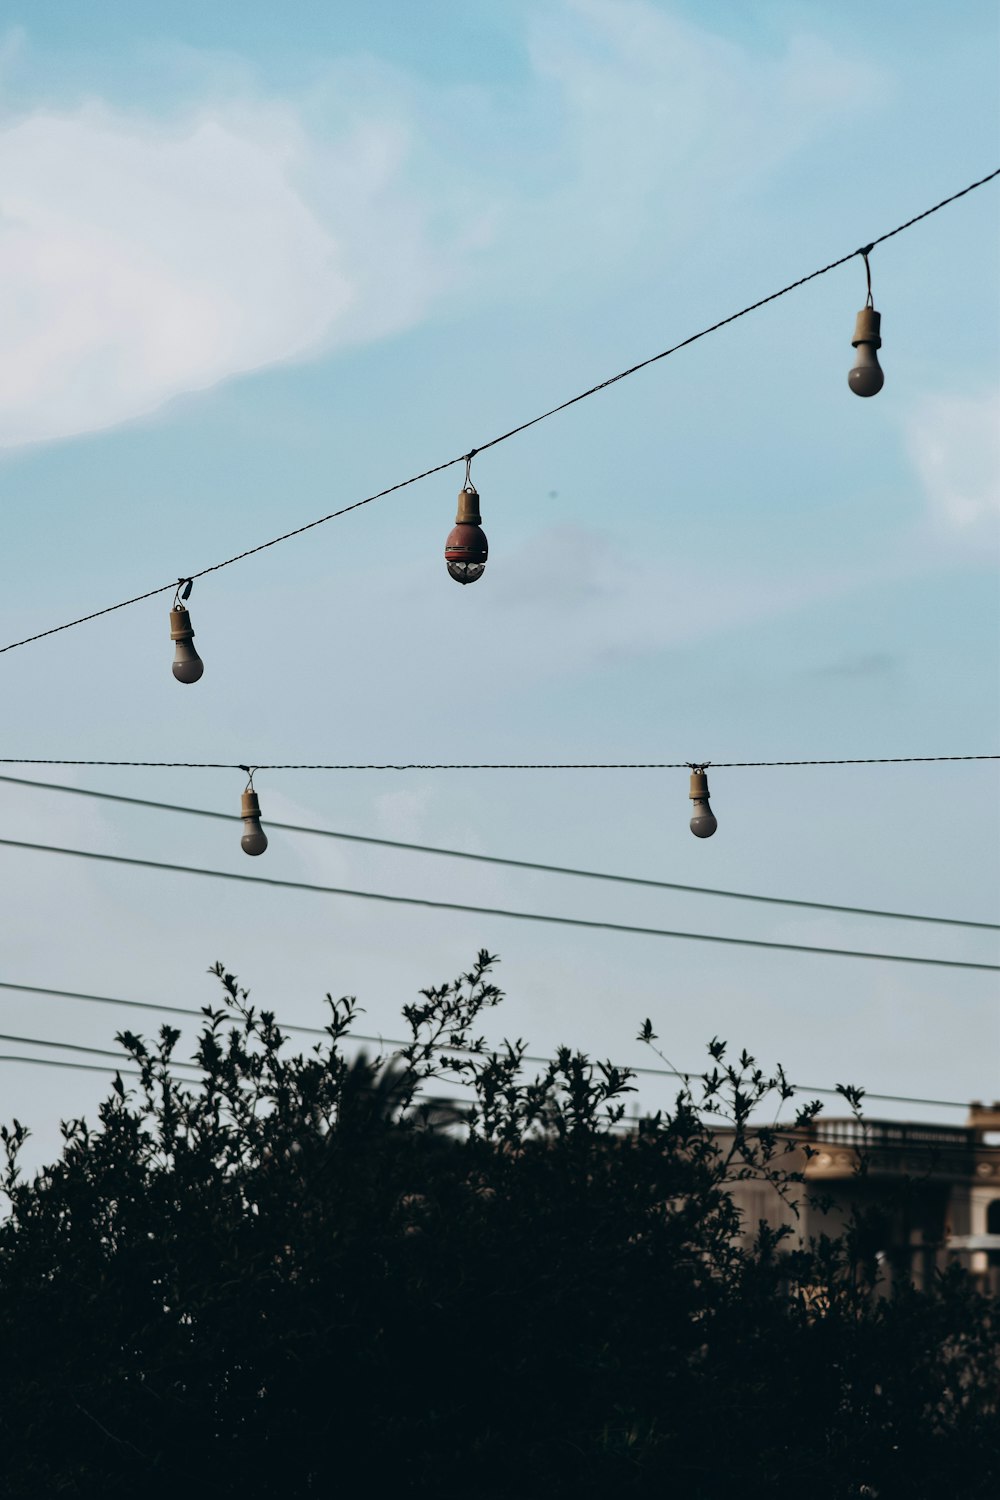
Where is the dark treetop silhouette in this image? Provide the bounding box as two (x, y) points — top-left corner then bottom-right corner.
(0, 952), (997, 1498)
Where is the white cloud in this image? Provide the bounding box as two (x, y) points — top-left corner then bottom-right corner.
(517, 0), (887, 269)
(0, 3), (885, 450)
(906, 390), (1000, 545)
(0, 105), (353, 446)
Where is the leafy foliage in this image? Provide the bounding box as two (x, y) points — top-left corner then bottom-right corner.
(0, 953), (996, 1497)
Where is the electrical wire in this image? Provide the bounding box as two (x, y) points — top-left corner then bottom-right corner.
(0, 981), (976, 1111)
(0, 1030), (200, 1070)
(0, 1051), (996, 1155)
(0, 837), (995, 970)
(0, 980), (329, 1038)
(0, 1053), (149, 1081)
(0, 755), (996, 769)
(1, 168), (996, 660)
(1, 774), (995, 930)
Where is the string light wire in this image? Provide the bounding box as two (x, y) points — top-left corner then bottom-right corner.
(0, 837), (995, 970)
(0, 755), (995, 769)
(0, 774), (995, 930)
(1, 168), (996, 659)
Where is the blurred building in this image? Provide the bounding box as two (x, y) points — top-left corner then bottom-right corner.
(726, 1102), (1000, 1293)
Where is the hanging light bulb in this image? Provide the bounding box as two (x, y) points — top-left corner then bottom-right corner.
(445, 455), (488, 584)
(169, 579), (203, 684)
(239, 768), (268, 856)
(848, 246), (884, 398)
(688, 764), (717, 839)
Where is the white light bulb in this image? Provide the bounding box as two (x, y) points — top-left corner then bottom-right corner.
(241, 790), (268, 856)
(848, 307), (884, 398)
(690, 799), (718, 839)
(170, 607), (204, 684)
(688, 769), (717, 839)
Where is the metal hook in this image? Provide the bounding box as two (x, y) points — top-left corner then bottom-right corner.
(463, 450), (478, 493)
(686, 762), (711, 774)
(857, 244), (874, 308)
(239, 764), (257, 792)
(173, 578), (194, 609)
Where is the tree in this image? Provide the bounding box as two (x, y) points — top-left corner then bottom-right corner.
(0, 952), (996, 1497)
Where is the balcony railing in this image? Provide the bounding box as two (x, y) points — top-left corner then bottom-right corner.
(800, 1118), (986, 1178)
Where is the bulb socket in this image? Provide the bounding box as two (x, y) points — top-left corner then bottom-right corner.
(455, 486), (482, 526)
(241, 790), (262, 820)
(689, 769), (710, 800)
(170, 607), (195, 641)
(851, 307), (882, 349)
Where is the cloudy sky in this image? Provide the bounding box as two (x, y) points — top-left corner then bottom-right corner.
(0, 0), (997, 1169)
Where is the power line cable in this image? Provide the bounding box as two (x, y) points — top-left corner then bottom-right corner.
(1, 168), (996, 660)
(0, 837), (995, 971)
(0, 1040), (978, 1130)
(0, 774), (993, 930)
(0, 1051), (995, 1154)
(0, 1053), (150, 1081)
(0, 979), (330, 1038)
(0, 981), (974, 1111)
(0, 1031), (200, 1070)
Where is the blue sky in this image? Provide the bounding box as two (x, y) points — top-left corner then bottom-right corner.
(0, 1), (997, 1168)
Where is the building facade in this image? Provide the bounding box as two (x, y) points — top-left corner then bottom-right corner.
(725, 1102), (1000, 1293)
